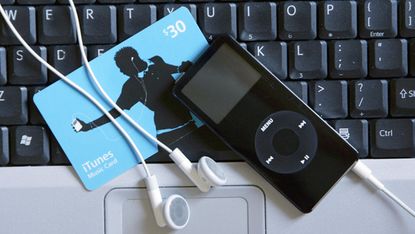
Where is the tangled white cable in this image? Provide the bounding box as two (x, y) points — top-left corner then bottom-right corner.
(0, 2), (227, 229)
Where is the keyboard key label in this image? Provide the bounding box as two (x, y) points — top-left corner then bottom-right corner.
(400, 88), (415, 99)
(33, 8), (208, 190)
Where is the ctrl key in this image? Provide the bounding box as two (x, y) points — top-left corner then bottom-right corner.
(371, 119), (415, 158)
(0, 127), (9, 165)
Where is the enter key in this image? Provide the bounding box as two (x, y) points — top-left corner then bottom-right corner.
(371, 119), (415, 158)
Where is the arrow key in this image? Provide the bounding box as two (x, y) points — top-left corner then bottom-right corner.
(391, 79), (415, 117)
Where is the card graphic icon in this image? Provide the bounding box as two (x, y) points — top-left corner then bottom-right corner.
(72, 119), (83, 132)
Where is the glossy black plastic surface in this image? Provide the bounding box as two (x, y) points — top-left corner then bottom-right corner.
(174, 36), (358, 213)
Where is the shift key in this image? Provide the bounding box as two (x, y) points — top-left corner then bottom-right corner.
(371, 119), (415, 158)
(391, 79), (415, 116)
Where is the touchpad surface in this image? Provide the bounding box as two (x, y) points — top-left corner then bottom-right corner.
(105, 186), (265, 234)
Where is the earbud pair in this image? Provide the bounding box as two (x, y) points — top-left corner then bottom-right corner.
(146, 148), (227, 230)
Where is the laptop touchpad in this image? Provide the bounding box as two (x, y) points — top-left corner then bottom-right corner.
(105, 186), (265, 234)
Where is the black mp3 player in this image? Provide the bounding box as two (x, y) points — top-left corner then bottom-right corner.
(174, 36), (359, 213)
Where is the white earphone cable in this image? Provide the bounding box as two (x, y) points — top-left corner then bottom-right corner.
(4, 0), (413, 221)
(352, 161), (415, 218)
(0, 3), (152, 177)
(68, 0), (173, 154)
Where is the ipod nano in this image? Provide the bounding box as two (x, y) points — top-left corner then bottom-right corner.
(174, 36), (358, 213)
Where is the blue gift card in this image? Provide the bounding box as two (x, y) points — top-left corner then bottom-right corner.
(34, 8), (208, 190)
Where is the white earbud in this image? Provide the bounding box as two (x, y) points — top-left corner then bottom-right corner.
(145, 175), (190, 230)
(0, 2), (224, 230)
(169, 148), (227, 192)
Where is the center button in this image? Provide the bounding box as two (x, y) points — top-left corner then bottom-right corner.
(273, 128), (300, 156)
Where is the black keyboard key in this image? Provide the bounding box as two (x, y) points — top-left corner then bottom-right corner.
(359, 0), (398, 38)
(161, 4), (197, 19)
(329, 40), (367, 79)
(8, 46), (48, 85)
(310, 80), (348, 119)
(350, 80), (388, 118)
(0, 6), (36, 45)
(38, 6), (76, 45)
(17, 0), (55, 4)
(400, 0), (415, 37)
(0, 0), (15, 4)
(279, 1), (317, 40)
(334, 119), (369, 158)
(409, 39), (415, 76)
(178, 0), (205, 3)
(79, 5), (117, 44)
(0, 127), (9, 166)
(283, 81), (308, 104)
(88, 44), (114, 60)
(401, 1), (415, 35)
(238, 2), (277, 41)
(0, 47), (6, 85)
(48, 45), (83, 83)
(198, 3), (237, 41)
(99, 0), (134, 3)
(391, 79), (415, 117)
(140, 0), (174, 3)
(248, 41), (287, 79)
(28, 86), (45, 125)
(118, 5), (156, 42)
(0, 87), (28, 125)
(369, 39), (408, 78)
(50, 136), (69, 165)
(58, 0), (95, 4)
(289, 41), (327, 80)
(10, 126), (49, 165)
(371, 119), (415, 158)
(318, 1), (357, 39)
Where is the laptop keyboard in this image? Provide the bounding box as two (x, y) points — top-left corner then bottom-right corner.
(0, 0), (415, 166)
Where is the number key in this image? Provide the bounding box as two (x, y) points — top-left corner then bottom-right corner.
(289, 41), (327, 79)
(279, 1), (317, 40)
(198, 3), (237, 41)
(248, 41), (287, 79)
(238, 2), (277, 41)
